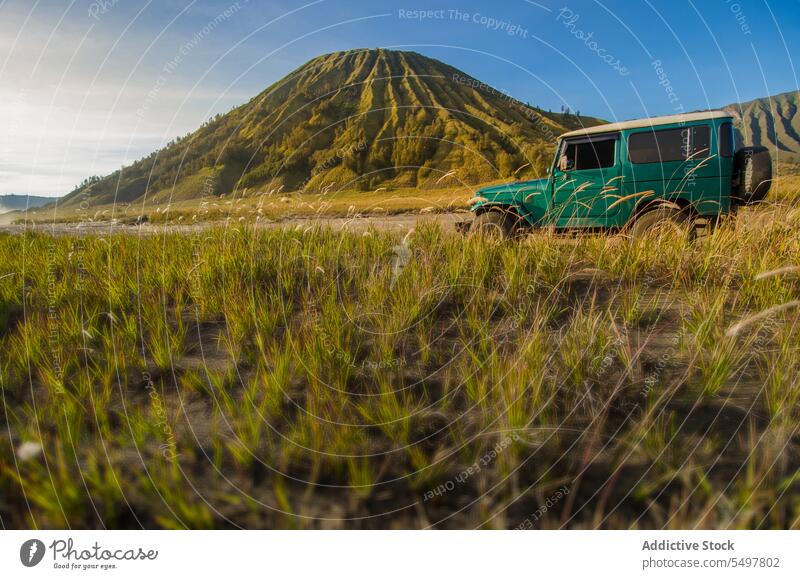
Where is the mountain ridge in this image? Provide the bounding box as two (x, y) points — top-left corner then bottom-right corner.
(0, 194), (53, 214)
(724, 89), (800, 159)
(59, 49), (602, 209)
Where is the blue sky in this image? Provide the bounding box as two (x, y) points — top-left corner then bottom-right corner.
(1, 0), (799, 196)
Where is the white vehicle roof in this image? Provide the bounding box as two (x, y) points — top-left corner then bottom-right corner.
(560, 110), (733, 139)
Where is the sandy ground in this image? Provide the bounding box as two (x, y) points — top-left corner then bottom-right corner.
(0, 211), (472, 236)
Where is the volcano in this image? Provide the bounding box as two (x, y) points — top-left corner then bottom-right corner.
(60, 49), (602, 208)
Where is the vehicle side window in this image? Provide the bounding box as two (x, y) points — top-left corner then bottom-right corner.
(628, 128), (689, 164)
(719, 122), (733, 157)
(690, 126), (710, 158)
(562, 138), (616, 171)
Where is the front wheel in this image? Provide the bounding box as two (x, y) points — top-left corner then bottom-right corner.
(470, 210), (518, 240)
(628, 206), (694, 241)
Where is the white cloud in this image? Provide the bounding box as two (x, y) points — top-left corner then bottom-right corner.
(0, 1), (253, 196)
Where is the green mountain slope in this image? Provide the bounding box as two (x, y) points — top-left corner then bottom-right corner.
(725, 90), (800, 159)
(60, 49), (602, 208)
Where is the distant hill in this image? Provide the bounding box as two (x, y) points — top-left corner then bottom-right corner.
(725, 90), (800, 160)
(59, 48), (603, 209)
(0, 194), (53, 214)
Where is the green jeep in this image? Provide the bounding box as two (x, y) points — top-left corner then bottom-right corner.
(468, 111), (772, 238)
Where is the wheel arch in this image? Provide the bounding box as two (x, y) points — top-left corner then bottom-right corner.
(473, 203), (522, 219)
(630, 196), (695, 224)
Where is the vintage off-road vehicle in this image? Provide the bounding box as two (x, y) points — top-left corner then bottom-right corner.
(468, 111), (772, 238)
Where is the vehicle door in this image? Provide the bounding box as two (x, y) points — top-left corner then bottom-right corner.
(551, 133), (621, 225)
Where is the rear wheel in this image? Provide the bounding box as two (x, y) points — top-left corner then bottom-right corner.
(470, 210), (518, 239)
(629, 206), (693, 241)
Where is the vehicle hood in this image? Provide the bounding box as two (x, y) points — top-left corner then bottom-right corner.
(470, 178), (549, 212)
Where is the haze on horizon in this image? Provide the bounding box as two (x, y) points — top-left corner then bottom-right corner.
(1, 0), (798, 198)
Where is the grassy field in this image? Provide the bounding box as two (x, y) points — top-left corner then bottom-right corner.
(1, 193), (800, 529)
(19, 184), (476, 225)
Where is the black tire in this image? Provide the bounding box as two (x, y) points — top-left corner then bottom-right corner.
(732, 146), (772, 205)
(629, 206), (692, 241)
(470, 210), (517, 239)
